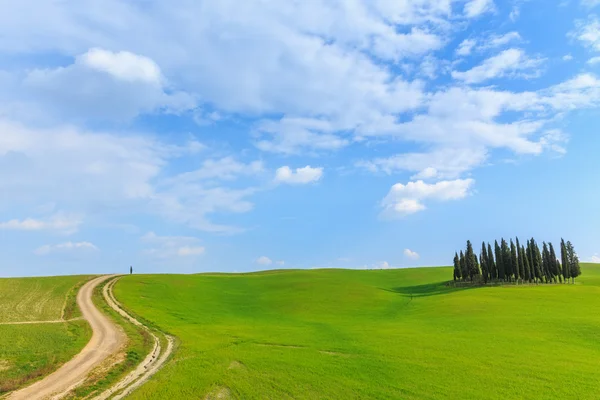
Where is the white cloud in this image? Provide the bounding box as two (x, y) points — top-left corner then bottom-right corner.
(375, 261), (392, 269)
(276, 260), (285, 266)
(540, 129), (569, 155)
(403, 249), (420, 260)
(0, 0), (598, 240)
(19, 48), (194, 122)
(371, 28), (443, 61)
(359, 261), (395, 270)
(0, 213), (82, 235)
(80, 48), (162, 84)
(1, 0), (440, 154)
(591, 254), (600, 263)
(509, 6), (520, 22)
(0, 119), (261, 234)
(582, 0), (600, 8)
(456, 39), (476, 56)
(452, 48), (544, 84)
(563, 54), (574, 61)
(0, 0), (584, 174)
(571, 17), (600, 51)
(166, 157), (264, 184)
(152, 184), (257, 234)
(464, 0), (495, 18)
(275, 166), (323, 184)
(484, 32), (522, 49)
(354, 74), (600, 178)
(256, 256), (273, 265)
(542, 73), (600, 110)
(588, 56), (600, 64)
(255, 117), (351, 154)
(418, 55), (440, 80)
(392, 199), (427, 214)
(381, 179), (475, 218)
(0, 120), (162, 202)
(411, 167), (439, 180)
(34, 241), (98, 256)
(176, 246), (206, 256)
(141, 232), (205, 258)
(456, 32), (520, 57)
(357, 147), (488, 179)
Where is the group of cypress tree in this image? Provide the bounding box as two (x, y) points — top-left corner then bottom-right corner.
(453, 238), (581, 284)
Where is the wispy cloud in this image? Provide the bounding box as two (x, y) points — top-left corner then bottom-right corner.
(141, 232), (205, 258)
(452, 49), (544, 84)
(256, 256), (273, 266)
(463, 0), (495, 18)
(34, 241), (98, 256)
(570, 16), (600, 51)
(0, 213), (82, 235)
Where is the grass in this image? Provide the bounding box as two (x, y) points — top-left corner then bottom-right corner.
(0, 275), (91, 322)
(0, 275), (92, 394)
(0, 321), (91, 394)
(113, 264), (600, 399)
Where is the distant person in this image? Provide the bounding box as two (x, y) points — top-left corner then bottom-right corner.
(130, 266), (133, 275)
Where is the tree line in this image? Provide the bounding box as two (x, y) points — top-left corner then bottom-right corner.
(453, 238), (581, 284)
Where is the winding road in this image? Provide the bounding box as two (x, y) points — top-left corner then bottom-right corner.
(8, 275), (126, 400)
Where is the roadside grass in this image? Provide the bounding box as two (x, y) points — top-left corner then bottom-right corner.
(64, 278), (154, 399)
(0, 275), (93, 394)
(114, 264), (600, 399)
(0, 321), (91, 395)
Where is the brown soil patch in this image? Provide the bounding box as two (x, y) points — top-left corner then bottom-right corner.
(254, 343), (304, 349)
(0, 359), (11, 372)
(227, 360), (245, 370)
(204, 386), (231, 400)
(319, 350), (352, 357)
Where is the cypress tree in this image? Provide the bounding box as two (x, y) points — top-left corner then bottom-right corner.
(527, 239), (537, 283)
(465, 240), (479, 281)
(561, 239), (570, 283)
(481, 242), (489, 283)
(542, 242), (551, 283)
(522, 245), (531, 283)
(495, 240), (504, 281)
(451, 239), (582, 284)
(453, 252), (461, 281)
(566, 241), (582, 282)
(510, 239), (518, 282)
(494, 241), (501, 274)
(533, 239), (543, 283)
(516, 237), (525, 283)
(460, 250), (468, 281)
(501, 239), (510, 281)
(487, 243), (497, 281)
(549, 242), (559, 282)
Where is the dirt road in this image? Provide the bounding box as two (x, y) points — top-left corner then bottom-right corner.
(93, 277), (174, 400)
(8, 275), (126, 400)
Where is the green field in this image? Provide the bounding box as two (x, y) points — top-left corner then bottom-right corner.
(0, 275), (92, 393)
(0, 275), (90, 322)
(113, 264), (600, 399)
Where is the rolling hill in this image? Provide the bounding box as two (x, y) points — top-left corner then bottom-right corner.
(112, 264), (600, 399)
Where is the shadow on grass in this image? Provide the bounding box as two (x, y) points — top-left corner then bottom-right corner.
(383, 281), (483, 298)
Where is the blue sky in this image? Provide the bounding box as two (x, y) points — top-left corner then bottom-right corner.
(1, 0), (600, 276)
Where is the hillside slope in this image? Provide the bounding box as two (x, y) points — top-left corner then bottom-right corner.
(114, 265), (600, 399)
(0, 275), (92, 394)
